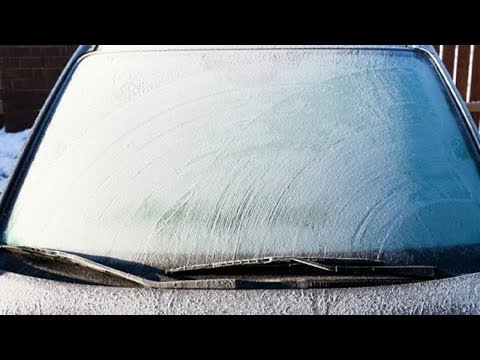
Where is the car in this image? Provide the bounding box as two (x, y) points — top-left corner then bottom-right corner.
(0, 45), (479, 315)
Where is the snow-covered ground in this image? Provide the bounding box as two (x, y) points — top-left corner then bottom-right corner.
(0, 128), (31, 193)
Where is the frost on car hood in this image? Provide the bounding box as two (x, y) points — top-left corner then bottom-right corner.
(2, 49), (480, 271)
(1, 270), (479, 315)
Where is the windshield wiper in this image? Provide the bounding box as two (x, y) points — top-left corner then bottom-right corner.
(0, 246), (438, 289)
(166, 256), (437, 279)
(0, 245), (240, 289)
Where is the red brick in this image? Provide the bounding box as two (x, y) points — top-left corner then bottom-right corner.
(9, 47), (32, 57)
(32, 67), (60, 80)
(0, 47), (30, 57)
(4, 90), (47, 111)
(3, 91), (31, 111)
(12, 78), (37, 90)
(30, 46), (45, 56)
(31, 92), (49, 108)
(43, 56), (69, 68)
(0, 45), (78, 131)
(5, 111), (38, 132)
(3, 68), (33, 80)
(3, 57), (21, 67)
(34, 89), (51, 98)
(41, 46), (62, 57)
(19, 57), (42, 68)
(32, 68), (43, 80)
(36, 77), (58, 90)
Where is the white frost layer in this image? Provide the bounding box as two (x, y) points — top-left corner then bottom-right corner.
(0, 270), (478, 314)
(7, 50), (480, 266)
(0, 128), (31, 193)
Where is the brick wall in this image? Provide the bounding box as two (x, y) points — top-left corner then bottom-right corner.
(0, 45), (78, 132)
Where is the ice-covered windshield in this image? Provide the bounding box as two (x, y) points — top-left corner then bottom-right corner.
(2, 48), (480, 273)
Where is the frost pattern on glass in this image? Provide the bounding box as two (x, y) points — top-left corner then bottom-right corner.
(3, 49), (480, 268)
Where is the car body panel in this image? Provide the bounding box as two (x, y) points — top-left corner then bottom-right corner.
(0, 271), (478, 314)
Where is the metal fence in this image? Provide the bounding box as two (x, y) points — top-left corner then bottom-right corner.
(434, 45), (480, 127)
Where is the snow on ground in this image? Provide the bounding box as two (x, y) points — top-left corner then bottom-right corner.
(0, 128), (31, 193)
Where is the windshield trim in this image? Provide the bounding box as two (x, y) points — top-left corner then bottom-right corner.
(1, 45), (478, 247)
(94, 45), (412, 54)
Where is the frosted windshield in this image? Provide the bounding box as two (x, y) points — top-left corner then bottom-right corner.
(2, 49), (480, 270)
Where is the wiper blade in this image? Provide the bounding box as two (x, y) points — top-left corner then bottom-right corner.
(167, 256), (383, 273)
(166, 256), (437, 279)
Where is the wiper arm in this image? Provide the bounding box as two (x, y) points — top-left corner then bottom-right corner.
(0, 245), (242, 289)
(166, 256), (437, 279)
(0, 245), (162, 288)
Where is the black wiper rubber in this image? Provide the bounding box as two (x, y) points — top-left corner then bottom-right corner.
(166, 256), (382, 274)
(166, 256), (437, 279)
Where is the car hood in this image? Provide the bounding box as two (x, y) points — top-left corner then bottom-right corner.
(0, 270), (479, 314)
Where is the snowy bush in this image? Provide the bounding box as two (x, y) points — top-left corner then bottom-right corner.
(0, 128), (31, 193)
